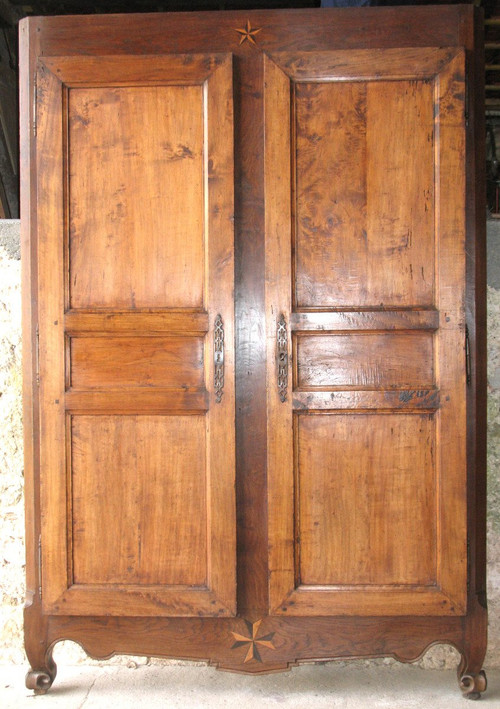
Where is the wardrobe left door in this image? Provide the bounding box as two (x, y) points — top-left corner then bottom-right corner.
(34, 53), (236, 617)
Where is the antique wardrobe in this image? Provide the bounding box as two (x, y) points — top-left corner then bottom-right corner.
(21, 4), (487, 698)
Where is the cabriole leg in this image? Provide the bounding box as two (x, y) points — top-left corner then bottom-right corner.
(24, 601), (57, 695)
(458, 655), (487, 700)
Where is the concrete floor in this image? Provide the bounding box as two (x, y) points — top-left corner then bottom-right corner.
(1, 663), (499, 708)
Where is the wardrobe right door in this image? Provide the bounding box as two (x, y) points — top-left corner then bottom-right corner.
(265, 48), (468, 617)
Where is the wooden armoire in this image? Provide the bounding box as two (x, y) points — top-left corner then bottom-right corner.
(21, 4), (487, 698)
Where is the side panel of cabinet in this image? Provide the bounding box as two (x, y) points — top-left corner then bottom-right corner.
(266, 49), (467, 616)
(36, 54), (236, 616)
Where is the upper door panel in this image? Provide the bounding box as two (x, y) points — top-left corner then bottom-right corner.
(68, 83), (205, 310)
(294, 77), (434, 309)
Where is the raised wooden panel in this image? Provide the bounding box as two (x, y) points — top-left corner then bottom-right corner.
(297, 413), (436, 586)
(70, 336), (204, 389)
(71, 415), (207, 586)
(294, 79), (434, 309)
(295, 332), (434, 389)
(68, 85), (204, 310)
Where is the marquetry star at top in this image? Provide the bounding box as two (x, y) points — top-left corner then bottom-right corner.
(234, 20), (262, 46)
(231, 619), (276, 663)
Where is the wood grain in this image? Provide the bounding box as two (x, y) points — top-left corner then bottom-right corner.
(69, 84), (205, 310)
(291, 310), (439, 332)
(271, 47), (460, 82)
(29, 7), (466, 57)
(36, 62), (68, 613)
(70, 336), (204, 389)
(234, 53), (269, 617)
(204, 55), (237, 616)
(264, 54), (294, 617)
(34, 50), (236, 617)
(432, 51), (468, 608)
(467, 6), (488, 653)
(297, 413), (437, 586)
(365, 79), (434, 308)
(71, 415), (207, 586)
(294, 80), (367, 309)
(33, 612), (473, 674)
(65, 388), (208, 413)
(293, 389), (440, 412)
(266, 45), (468, 618)
(294, 78), (434, 309)
(21, 6), (485, 692)
(295, 332), (434, 389)
(42, 53), (227, 85)
(65, 311), (209, 333)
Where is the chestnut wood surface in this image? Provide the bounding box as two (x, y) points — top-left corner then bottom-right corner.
(21, 5), (487, 698)
(34, 48), (236, 617)
(71, 415), (208, 587)
(293, 76), (435, 309)
(266, 43), (467, 618)
(297, 413), (437, 587)
(70, 336), (205, 389)
(69, 84), (205, 310)
(294, 332), (434, 389)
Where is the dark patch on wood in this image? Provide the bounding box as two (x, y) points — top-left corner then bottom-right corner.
(161, 142), (195, 161)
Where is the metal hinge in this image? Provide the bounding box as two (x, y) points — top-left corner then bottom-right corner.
(466, 535), (471, 594)
(38, 534), (42, 600)
(32, 72), (37, 137)
(465, 77), (469, 128)
(465, 325), (471, 386)
(35, 324), (40, 386)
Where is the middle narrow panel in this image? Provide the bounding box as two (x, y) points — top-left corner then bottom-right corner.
(70, 336), (205, 389)
(294, 332), (434, 390)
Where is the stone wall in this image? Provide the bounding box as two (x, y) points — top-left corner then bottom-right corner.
(0, 221), (24, 664)
(0, 219), (499, 670)
(486, 218), (500, 667)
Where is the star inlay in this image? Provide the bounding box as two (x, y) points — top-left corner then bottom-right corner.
(230, 619), (276, 663)
(234, 20), (262, 46)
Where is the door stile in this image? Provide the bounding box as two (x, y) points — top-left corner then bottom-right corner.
(264, 55), (294, 614)
(204, 56), (236, 614)
(433, 50), (468, 608)
(36, 63), (67, 611)
(234, 53), (270, 618)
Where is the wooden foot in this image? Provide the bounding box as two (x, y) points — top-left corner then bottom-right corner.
(458, 669), (487, 700)
(25, 667), (56, 695)
(24, 598), (57, 694)
(457, 601), (488, 699)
